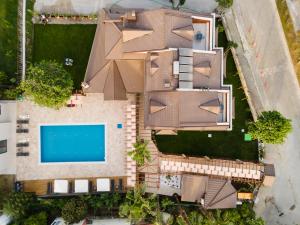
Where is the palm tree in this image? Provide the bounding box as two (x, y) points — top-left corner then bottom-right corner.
(128, 138), (151, 167)
(119, 185), (158, 224)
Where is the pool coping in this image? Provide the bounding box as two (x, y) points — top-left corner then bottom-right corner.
(38, 123), (107, 165)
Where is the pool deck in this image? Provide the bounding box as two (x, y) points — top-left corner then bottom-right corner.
(16, 93), (129, 181)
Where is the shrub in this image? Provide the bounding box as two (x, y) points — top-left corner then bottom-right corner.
(24, 212), (47, 225)
(3, 87), (23, 100)
(3, 192), (35, 220)
(216, 0), (233, 9)
(248, 111), (292, 144)
(21, 60), (73, 109)
(62, 198), (87, 224)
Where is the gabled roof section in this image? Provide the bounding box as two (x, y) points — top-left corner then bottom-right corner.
(103, 61), (127, 100)
(150, 99), (166, 114)
(122, 29), (154, 42)
(199, 98), (220, 115)
(194, 61), (211, 76)
(151, 61), (159, 75)
(172, 25), (194, 41)
(116, 60), (144, 93)
(105, 23), (122, 57)
(204, 179), (237, 209)
(87, 62), (111, 93)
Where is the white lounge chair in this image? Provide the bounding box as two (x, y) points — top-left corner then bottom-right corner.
(74, 179), (89, 193)
(96, 178), (110, 192)
(54, 180), (69, 194)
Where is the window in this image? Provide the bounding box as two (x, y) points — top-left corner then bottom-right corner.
(0, 140), (7, 154)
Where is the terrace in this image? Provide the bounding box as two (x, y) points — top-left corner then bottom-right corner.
(155, 24), (258, 161)
(16, 94), (128, 181)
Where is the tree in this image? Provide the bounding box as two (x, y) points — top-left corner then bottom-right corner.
(128, 138), (151, 167)
(217, 23), (225, 33)
(24, 212), (47, 225)
(62, 198), (87, 224)
(119, 185), (158, 224)
(224, 40), (238, 55)
(170, 0), (186, 10)
(3, 192), (35, 220)
(161, 197), (175, 212)
(21, 60), (73, 109)
(248, 111), (292, 144)
(216, 0), (233, 9)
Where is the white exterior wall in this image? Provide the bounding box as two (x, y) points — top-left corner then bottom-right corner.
(0, 101), (16, 174)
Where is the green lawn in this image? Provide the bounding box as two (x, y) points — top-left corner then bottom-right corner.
(0, 0), (18, 77)
(155, 25), (258, 161)
(32, 25), (96, 90)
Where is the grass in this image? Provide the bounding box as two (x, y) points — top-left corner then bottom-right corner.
(0, 175), (15, 209)
(32, 24), (96, 90)
(0, 0), (18, 77)
(26, 0), (35, 64)
(276, 0), (300, 83)
(155, 25), (258, 161)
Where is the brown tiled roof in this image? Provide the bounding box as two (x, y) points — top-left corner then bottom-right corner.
(204, 179), (237, 209)
(181, 175), (208, 202)
(84, 8), (231, 131)
(145, 91), (228, 129)
(172, 25), (194, 41)
(180, 175), (237, 209)
(103, 61), (127, 100)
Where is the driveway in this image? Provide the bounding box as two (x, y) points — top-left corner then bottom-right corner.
(34, 0), (217, 14)
(223, 0), (300, 224)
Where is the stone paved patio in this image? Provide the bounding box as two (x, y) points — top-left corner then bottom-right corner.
(16, 93), (128, 180)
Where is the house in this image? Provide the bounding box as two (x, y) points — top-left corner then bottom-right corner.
(0, 101), (16, 175)
(83, 8), (232, 131)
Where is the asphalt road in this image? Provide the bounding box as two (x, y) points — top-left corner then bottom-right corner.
(223, 1), (300, 224)
(34, 0), (217, 14)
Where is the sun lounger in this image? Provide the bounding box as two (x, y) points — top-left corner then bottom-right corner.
(16, 152), (29, 156)
(179, 48), (193, 57)
(74, 179), (89, 193)
(16, 128), (29, 133)
(179, 80), (193, 89)
(17, 119), (29, 124)
(16, 142), (29, 147)
(179, 73), (193, 81)
(54, 180), (69, 194)
(110, 179), (115, 193)
(96, 178), (110, 192)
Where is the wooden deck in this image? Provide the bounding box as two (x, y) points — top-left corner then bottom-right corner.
(22, 176), (128, 196)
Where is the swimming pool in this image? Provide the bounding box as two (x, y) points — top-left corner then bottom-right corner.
(40, 124), (105, 163)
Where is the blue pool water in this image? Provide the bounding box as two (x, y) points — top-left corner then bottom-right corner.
(40, 124), (105, 163)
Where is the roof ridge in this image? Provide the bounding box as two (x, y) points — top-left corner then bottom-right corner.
(206, 179), (227, 207)
(209, 191), (237, 208)
(209, 181), (236, 207)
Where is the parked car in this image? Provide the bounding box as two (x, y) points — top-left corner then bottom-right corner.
(0, 214), (12, 225)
